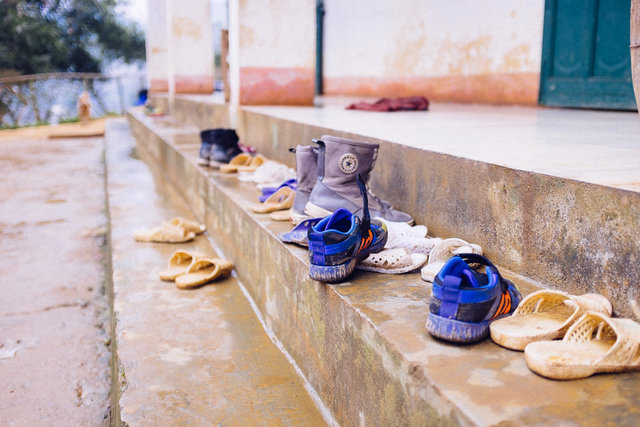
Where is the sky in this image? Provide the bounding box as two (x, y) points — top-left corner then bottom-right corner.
(118, 0), (148, 29)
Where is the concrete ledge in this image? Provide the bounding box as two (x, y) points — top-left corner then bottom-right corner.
(127, 109), (640, 426)
(150, 95), (640, 317)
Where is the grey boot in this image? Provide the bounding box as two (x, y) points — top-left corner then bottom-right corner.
(304, 135), (414, 224)
(290, 145), (318, 225)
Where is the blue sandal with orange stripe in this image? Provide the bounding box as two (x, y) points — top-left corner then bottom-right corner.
(426, 253), (521, 344)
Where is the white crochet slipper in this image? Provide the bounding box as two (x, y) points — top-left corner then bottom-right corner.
(237, 160), (295, 187)
(420, 238), (482, 282)
(356, 248), (428, 274)
(376, 218), (438, 254)
(377, 217), (427, 239)
(524, 311), (640, 380)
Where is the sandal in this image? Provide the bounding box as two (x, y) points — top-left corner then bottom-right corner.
(420, 238), (482, 282)
(279, 217), (321, 247)
(159, 250), (202, 281)
(134, 223), (196, 243)
(356, 247), (427, 274)
(251, 186), (294, 213)
(167, 217), (206, 235)
(524, 311), (640, 380)
(175, 257), (234, 289)
(259, 178), (297, 202)
(220, 153), (252, 173)
(490, 290), (612, 350)
(269, 209), (292, 221)
(236, 154), (267, 173)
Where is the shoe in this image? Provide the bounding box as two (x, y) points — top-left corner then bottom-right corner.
(198, 129), (217, 166)
(209, 129), (242, 168)
(290, 145), (318, 225)
(426, 253), (522, 344)
(307, 174), (387, 283)
(304, 135), (414, 224)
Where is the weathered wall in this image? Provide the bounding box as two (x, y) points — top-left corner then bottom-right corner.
(323, 0), (545, 105)
(147, 0), (214, 94)
(229, 0), (315, 105)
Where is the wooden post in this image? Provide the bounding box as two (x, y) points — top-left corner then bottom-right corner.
(221, 29), (230, 103)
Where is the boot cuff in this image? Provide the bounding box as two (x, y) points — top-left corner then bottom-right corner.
(320, 135), (379, 149)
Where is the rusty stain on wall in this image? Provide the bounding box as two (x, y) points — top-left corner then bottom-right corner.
(172, 17), (202, 39)
(324, 72), (540, 105)
(239, 67), (314, 105)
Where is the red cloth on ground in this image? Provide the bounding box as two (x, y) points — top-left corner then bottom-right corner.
(346, 96), (429, 112)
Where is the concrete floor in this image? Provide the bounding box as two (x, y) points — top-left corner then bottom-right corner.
(243, 97), (640, 192)
(0, 135), (111, 425)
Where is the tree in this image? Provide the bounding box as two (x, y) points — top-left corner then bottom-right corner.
(0, 0), (145, 75)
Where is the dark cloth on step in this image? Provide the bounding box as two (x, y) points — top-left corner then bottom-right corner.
(346, 96), (429, 112)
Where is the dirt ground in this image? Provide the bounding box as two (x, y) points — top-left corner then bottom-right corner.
(0, 128), (111, 425)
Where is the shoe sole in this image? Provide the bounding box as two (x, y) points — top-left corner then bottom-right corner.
(305, 201), (414, 226)
(290, 210), (311, 225)
(197, 158), (209, 167)
(425, 312), (490, 344)
(304, 202), (332, 219)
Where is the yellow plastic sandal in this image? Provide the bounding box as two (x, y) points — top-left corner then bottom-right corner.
(159, 250), (202, 281)
(134, 223), (195, 243)
(175, 257), (234, 289)
(251, 186), (294, 214)
(236, 154), (267, 173)
(167, 217), (206, 235)
(220, 153), (252, 173)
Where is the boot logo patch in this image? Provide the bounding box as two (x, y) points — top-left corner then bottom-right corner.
(339, 153), (358, 174)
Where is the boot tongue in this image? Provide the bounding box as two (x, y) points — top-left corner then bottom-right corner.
(325, 208), (353, 232)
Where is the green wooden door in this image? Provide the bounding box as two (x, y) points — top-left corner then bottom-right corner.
(539, 0), (637, 110)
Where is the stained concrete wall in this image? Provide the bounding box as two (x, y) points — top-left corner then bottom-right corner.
(228, 0), (315, 105)
(323, 0), (545, 105)
(147, 0), (214, 94)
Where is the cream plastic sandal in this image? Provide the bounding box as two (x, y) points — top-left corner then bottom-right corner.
(159, 250), (203, 281)
(134, 223), (196, 243)
(220, 153), (252, 173)
(420, 238), (482, 282)
(524, 311), (640, 380)
(356, 247), (427, 274)
(175, 257), (234, 289)
(490, 290), (612, 350)
(167, 217), (206, 235)
(251, 187), (294, 214)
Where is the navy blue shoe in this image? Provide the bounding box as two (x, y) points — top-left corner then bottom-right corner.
(198, 129), (218, 166)
(426, 253), (522, 344)
(307, 175), (387, 283)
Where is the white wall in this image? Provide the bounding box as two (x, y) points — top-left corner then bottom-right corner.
(324, 0), (544, 78)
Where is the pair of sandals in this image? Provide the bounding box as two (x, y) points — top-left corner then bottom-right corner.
(134, 217), (206, 243)
(159, 250), (234, 289)
(490, 290), (640, 380)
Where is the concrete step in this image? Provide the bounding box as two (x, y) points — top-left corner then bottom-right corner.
(104, 119), (330, 425)
(152, 94), (640, 317)
(127, 109), (640, 426)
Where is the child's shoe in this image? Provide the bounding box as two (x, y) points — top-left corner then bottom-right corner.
(307, 175), (387, 283)
(426, 253), (522, 344)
